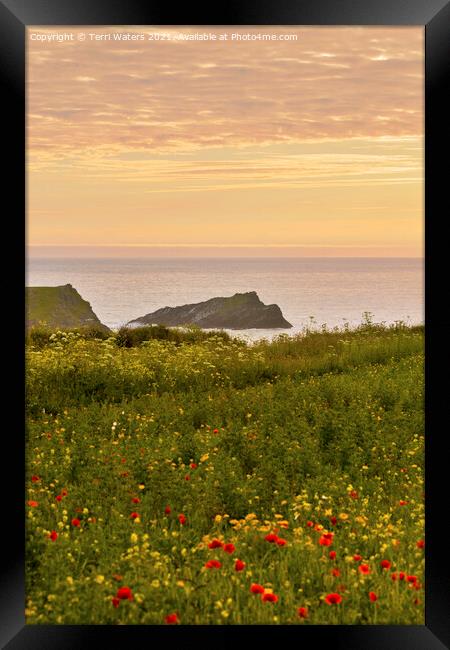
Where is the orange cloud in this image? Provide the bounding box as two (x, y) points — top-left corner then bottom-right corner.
(28, 26), (423, 155)
(26, 26), (423, 252)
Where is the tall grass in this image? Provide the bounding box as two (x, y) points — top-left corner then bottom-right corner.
(26, 323), (423, 414)
(25, 321), (424, 625)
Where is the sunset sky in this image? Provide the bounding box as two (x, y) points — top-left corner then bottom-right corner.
(27, 26), (424, 257)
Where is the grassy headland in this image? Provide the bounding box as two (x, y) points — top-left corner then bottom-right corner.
(26, 285), (110, 332)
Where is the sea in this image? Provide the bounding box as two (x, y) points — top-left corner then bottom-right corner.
(26, 257), (424, 342)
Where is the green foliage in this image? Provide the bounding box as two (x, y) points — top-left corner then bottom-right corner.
(27, 325), (111, 349)
(25, 321), (424, 625)
(26, 285), (110, 332)
(115, 324), (234, 347)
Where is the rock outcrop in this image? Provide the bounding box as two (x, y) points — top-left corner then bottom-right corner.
(127, 291), (292, 330)
(26, 284), (110, 332)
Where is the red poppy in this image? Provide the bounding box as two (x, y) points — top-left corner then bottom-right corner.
(49, 531), (58, 541)
(190, 463), (198, 469)
(185, 475), (190, 481)
(330, 516), (337, 526)
(399, 572), (406, 581)
(116, 586), (133, 600)
(380, 560), (391, 570)
(213, 428), (219, 434)
(223, 543), (235, 554)
(306, 521), (314, 528)
(264, 533), (278, 543)
(391, 573), (397, 581)
(112, 597), (120, 608)
(165, 613), (179, 624)
(31, 475), (40, 483)
(358, 564), (370, 575)
(164, 505), (171, 515)
(399, 500), (408, 506)
(250, 583), (265, 594)
(205, 559), (221, 569)
(297, 607), (308, 619)
(55, 495), (62, 502)
(276, 537), (287, 547)
(416, 540), (425, 549)
(71, 518), (81, 527)
(407, 575), (418, 584)
(208, 539), (223, 549)
(319, 535), (333, 547)
(178, 514), (186, 525)
(329, 551), (337, 560)
(332, 568), (340, 577)
(27, 500), (38, 507)
(131, 497), (140, 504)
(262, 592), (278, 603)
(325, 593), (342, 605)
(369, 591), (378, 602)
(130, 512), (139, 519)
(353, 554), (362, 562)
(235, 559), (245, 572)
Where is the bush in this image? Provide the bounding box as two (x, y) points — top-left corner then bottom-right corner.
(115, 324), (234, 347)
(27, 324), (110, 349)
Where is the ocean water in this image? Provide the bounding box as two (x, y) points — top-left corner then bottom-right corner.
(26, 257), (424, 341)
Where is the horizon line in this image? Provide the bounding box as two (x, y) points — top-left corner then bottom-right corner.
(29, 244), (422, 249)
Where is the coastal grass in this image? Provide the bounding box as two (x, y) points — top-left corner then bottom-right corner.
(26, 285), (110, 332)
(25, 322), (424, 625)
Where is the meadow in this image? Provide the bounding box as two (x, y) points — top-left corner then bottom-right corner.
(25, 320), (425, 625)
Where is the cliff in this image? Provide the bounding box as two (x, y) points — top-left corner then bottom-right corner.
(26, 284), (110, 332)
(127, 291), (292, 330)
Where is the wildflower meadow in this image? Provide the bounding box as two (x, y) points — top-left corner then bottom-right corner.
(25, 321), (424, 625)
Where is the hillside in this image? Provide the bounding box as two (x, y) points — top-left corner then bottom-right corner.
(26, 284), (110, 332)
(25, 323), (424, 625)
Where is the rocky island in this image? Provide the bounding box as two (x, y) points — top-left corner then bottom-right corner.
(127, 291), (292, 330)
(26, 284), (110, 332)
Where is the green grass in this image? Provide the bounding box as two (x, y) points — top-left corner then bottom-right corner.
(25, 322), (424, 625)
(26, 285), (110, 331)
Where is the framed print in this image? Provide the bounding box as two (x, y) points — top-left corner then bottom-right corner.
(1, 0), (449, 647)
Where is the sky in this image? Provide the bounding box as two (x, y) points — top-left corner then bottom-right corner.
(27, 26), (424, 257)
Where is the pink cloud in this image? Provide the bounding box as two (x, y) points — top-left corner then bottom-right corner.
(27, 26), (423, 156)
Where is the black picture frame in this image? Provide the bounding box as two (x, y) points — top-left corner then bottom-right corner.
(2, 0), (449, 647)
